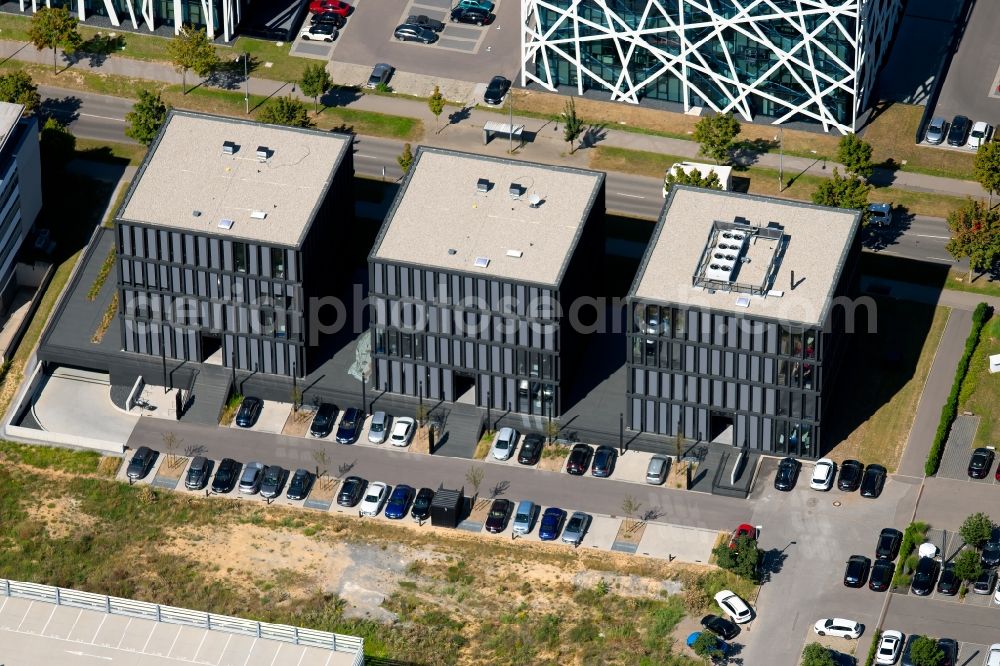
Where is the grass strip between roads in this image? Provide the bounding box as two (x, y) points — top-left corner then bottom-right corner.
(958, 315), (1000, 447)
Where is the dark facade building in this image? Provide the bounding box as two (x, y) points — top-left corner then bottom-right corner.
(115, 111), (353, 379)
(368, 147), (605, 417)
(0, 102), (42, 320)
(626, 186), (861, 458)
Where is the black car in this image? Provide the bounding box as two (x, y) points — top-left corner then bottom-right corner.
(126, 446), (158, 481)
(875, 528), (902, 561)
(211, 458), (241, 493)
(286, 468), (314, 500)
(843, 555), (871, 588)
(260, 465), (288, 499)
(483, 75), (511, 105)
(947, 115), (970, 147)
(774, 457), (801, 491)
(485, 498), (512, 533)
(938, 638), (958, 666)
(566, 443), (593, 475)
(335, 407), (363, 444)
(518, 433), (544, 465)
(184, 455), (212, 490)
(910, 556), (939, 596)
(968, 447), (995, 479)
(311, 11), (345, 27)
(411, 487), (434, 521)
(937, 563), (959, 595)
(837, 459), (864, 491)
(366, 63), (393, 89)
(337, 475), (367, 507)
(591, 446), (616, 478)
(406, 13), (444, 31)
(869, 559), (894, 591)
(235, 397), (263, 428)
(982, 537), (1000, 568)
(700, 614), (740, 640)
(860, 464), (887, 498)
(393, 23), (438, 43)
(309, 402), (338, 438)
(449, 6), (490, 25)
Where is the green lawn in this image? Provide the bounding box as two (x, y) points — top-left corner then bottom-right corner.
(959, 315), (1000, 447)
(75, 139), (146, 166)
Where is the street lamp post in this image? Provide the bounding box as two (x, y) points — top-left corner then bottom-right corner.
(361, 371), (368, 414)
(161, 328), (168, 394)
(619, 412), (624, 455)
(418, 380), (424, 426)
(244, 53), (250, 115)
(507, 85), (513, 154)
(486, 389), (492, 432)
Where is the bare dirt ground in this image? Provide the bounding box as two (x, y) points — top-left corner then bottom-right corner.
(27, 496), (98, 539)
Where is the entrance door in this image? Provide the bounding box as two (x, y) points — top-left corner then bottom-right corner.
(709, 411), (734, 445)
(200, 332), (223, 365)
(453, 372), (476, 405)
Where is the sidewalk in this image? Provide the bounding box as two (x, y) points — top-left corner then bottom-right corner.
(2, 38), (989, 200)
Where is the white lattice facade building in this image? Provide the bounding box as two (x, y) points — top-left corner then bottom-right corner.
(521, 0), (903, 133)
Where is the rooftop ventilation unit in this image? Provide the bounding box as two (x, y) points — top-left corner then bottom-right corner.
(528, 193), (542, 208)
(192, 210), (202, 217)
(222, 141), (238, 154)
(477, 178), (491, 193)
(447, 248), (458, 255)
(218, 218), (235, 230)
(734, 296), (751, 308)
(474, 256), (490, 268)
(250, 210), (267, 220)
(509, 183), (524, 199)
(256, 146), (271, 160)
(506, 249), (523, 258)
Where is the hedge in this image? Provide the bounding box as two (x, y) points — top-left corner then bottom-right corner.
(864, 628), (882, 666)
(924, 303), (991, 476)
(892, 521), (929, 589)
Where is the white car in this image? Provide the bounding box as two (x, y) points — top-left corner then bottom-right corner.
(300, 23), (337, 41)
(491, 427), (520, 460)
(969, 121), (993, 149)
(359, 481), (388, 516)
(810, 458), (835, 491)
(389, 417), (415, 447)
(713, 590), (752, 624)
(875, 630), (903, 665)
(987, 643), (1000, 666)
(993, 584), (1000, 605)
(814, 618), (862, 639)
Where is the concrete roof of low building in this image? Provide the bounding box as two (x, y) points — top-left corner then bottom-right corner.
(371, 147), (605, 286)
(119, 111), (351, 247)
(630, 186), (860, 326)
(0, 102), (24, 153)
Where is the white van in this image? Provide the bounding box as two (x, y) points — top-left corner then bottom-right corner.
(663, 161), (733, 197)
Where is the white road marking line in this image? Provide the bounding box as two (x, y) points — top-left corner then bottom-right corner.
(295, 645), (309, 666)
(141, 622), (158, 653)
(15, 601), (34, 631)
(925, 257), (954, 262)
(40, 604), (58, 635)
(78, 113), (127, 123)
(216, 634), (233, 666)
(67, 609), (83, 640)
(242, 638), (259, 666)
(914, 233), (950, 239)
(615, 192), (645, 199)
(90, 612), (109, 644)
(193, 627), (209, 660)
(268, 642), (284, 666)
(167, 623), (183, 655)
(65, 650), (112, 660)
(116, 617), (132, 648)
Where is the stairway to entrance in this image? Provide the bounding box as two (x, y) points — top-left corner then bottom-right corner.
(434, 402), (485, 458)
(179, 364), (233, 426)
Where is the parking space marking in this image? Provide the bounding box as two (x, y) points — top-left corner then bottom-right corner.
(242, 637), (259, 666)
(90, 612), (109, 645)
(115, 617), (132, 648)
(16, 601), (34, 631)
(141, 621), (158, 653)
(39, 604), (58, 635)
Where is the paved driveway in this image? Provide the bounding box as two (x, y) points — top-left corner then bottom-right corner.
(32, 368), (138, 445)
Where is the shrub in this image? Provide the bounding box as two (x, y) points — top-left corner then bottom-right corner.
(893, 521), (930, 588)
(864, 628), (882, 666)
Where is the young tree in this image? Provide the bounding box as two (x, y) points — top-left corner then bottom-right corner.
(663, 165), (723, 194)
(28, 7), (82, 74)
(397, 142), (414, 174)
(465, 465), (484, 500)
(691, 632), (725, 660)
(0, 71), (41, 115)
(300, 62), (332, 113)
(945, 199), (1000, 280)
(908, 636), (944, 666)
(166, 25), (219, 94)
(811, 168), (871, 216)
(125, 89), (169, 146)
(39, 117), (76, 169)
(712, 535), (761, 581)
(562, 98), (583, 154)
(428, 85), (445, 133)
(800, 642), (836, 666)
(960, 512), (994, 548)
(836, 132), (874, 181)
(693, 112), (742, 165)
(258, 96), (312, 128)
(974, 141), (1000, 207)
(621, 494), (641, 530)
(953, 548), (983, 583)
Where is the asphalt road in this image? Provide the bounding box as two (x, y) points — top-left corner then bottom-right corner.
(883, 594), (1000, 646)
(39, 85), (135, 144)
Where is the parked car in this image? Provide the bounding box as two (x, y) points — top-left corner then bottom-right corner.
(335, 407), (363, 444)
(562, 511), (591, 546)
(813, 618), (862, 639)
(405, 14), (444, 31)
(875, 528), (902, 561)
(538, 507), (566, 541)
(126, 446), (158, 480)
(309, 402), (338, 438)
(367, 411), (389, 443)
(986, 643), (1000, 666)
(937, 563), (959, 595)
(393, 24), (438, 43)
(184, 455), (211, 490)
(901, 634), (921, 666)
(455, 0), (494, 10)
(485, 498), (511, 533)
(729, 524), (757, 549)
(518, 433), (544, 465)
(924, 117), (947, 145)
(389, 416), (416, 446)
(875, 630), (903, 665)
(868, 203), (892, 228)
(512, 500), (537, 535)
(491, 427), (519, 460)
(411, 487), (434, 521)
(211, 458), (241, 494)
(714, 590), (752, 624)
(810, 458), (835, 491)
(591, 446), (616, 477)
(300, 23), (337, 41)
(983, 536), (1000, 567)
(239, 461), (264, 495)
(308, 0), (349, 15)
(365, 64), (393, 90)
(869, 559), (894, 591)
(260, 465), (287, 499)
(844, 555), (871, 588)
(449, 6), (490, 25)
(968, 446), (995, 479)
(774, 456), (801, 491)
(974, 567), (997, 595)
(938, 638), (958, 666)
(860, 464), (887, 498)
(700, 614), (740, 640)
(969, 121), (993, 149)
(483, 75), (511, 105)
(947, 115), (970, 147)
(646, 455), (669, 485)
(686, 631), (729, 657)
(359, 481), (389, 516)
(286, 468), (314, 500)
(311, 11), (345, 27)
(566, 443), (593, 475)
(838, 459), (864, 491)
(910, 557), (939, 596)
(235, 396), (263, 428)
(337, 475), (367, 507)
(384, 485), (415, 519)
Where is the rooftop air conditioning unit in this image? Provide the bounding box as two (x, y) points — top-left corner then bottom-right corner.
(256, 146), (271, 160)
(477, 178), (491, 193)
(222, 141), (238, 155)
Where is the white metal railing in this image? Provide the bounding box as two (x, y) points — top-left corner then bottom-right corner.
(0, 579), (364, 665)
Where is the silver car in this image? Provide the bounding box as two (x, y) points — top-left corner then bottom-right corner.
(512, 500), (536, 535)
(238, 461), (264, 495)
(562, 511), (591, 546)
(368, 411), (389, 444)
(646, 455), (669, 484)
(925, 116), (947, 145)
(491, 427), (519, 460)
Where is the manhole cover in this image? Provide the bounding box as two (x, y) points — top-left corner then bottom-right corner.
(832, 500), (841, 507)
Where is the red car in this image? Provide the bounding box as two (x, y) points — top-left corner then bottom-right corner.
(729, 524), (757, 549)
(309, 0), (350, 15)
